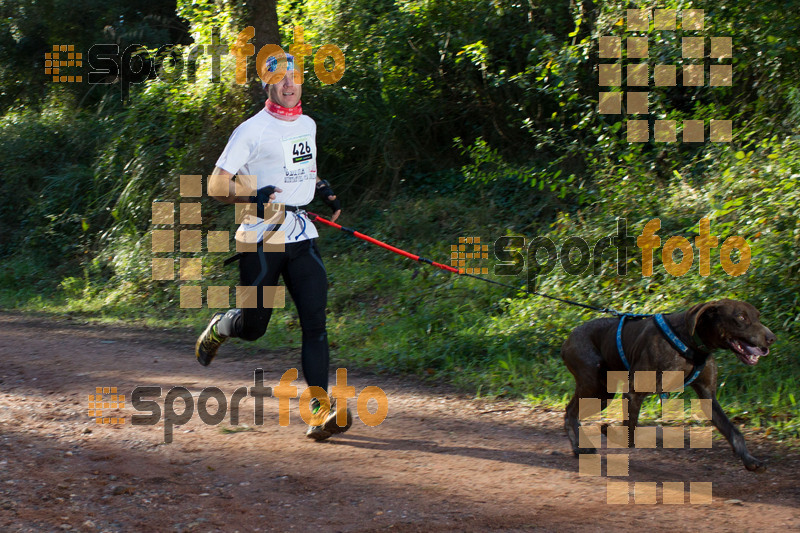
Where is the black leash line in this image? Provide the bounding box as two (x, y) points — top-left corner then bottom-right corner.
(461, 271), (621, 314)
(307, 212), (625, 316)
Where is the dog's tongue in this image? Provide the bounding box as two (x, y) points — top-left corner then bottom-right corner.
(741, 342), (768, 357)
(730, 339), (769, 365)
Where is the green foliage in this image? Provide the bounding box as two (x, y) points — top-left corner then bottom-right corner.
(0, 0), (190, 113)
(284, 0), (577, 199)
(0, 106), (115, 282)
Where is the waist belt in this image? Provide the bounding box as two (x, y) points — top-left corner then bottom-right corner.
(222, 205), (303, 265)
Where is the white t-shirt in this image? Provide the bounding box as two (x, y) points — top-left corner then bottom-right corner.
(216, 109), (319, 245)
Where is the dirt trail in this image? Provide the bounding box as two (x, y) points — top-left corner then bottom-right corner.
(0, 311), (798, 532)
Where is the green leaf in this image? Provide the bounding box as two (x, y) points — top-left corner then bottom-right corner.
(735, 151), (746, 159)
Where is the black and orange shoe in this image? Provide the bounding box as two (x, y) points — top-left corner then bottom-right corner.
(306, 396), (353, 441)
(195, 313), (227, 366)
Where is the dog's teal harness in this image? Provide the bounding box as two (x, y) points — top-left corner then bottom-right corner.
(616, 313), (709, 398)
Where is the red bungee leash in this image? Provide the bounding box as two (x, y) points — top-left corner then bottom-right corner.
(305, 212), (459, 274)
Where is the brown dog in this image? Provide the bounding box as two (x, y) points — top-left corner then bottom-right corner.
(561, 299), (776, 471)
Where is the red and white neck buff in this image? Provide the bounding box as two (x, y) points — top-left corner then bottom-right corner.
(265, 98), (302, 120)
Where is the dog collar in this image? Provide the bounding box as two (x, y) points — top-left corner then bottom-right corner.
(654, 314), (711, 364)
(653, 313), (710, 388)
(691, 331), (710, 353)
(654, 314), (689, 354)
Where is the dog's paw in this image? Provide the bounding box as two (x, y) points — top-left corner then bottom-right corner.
(745, 458), (767, 473)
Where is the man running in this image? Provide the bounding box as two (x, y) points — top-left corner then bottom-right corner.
(194, 54), (349, 441)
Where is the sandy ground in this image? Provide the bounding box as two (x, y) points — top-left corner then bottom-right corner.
(0, 311), (798, 532)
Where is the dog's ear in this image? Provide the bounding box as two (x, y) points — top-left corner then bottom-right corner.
(685, 301), (720, 337)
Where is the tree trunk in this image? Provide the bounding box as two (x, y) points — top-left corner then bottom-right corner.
(250, 0), (280, 48)
(240, 0), (280, 104)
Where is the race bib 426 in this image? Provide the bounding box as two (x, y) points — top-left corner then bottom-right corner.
(282, 134), (315, 171)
